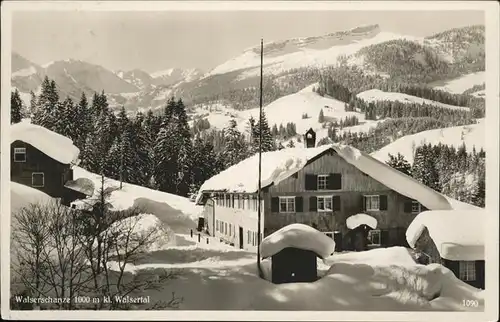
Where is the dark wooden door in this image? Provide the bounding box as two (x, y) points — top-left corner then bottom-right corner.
(239, 226), (244, 249)
(271, 248), (317, 284)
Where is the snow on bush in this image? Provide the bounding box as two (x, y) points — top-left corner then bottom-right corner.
(346, 213), (377, 230)
(11, 122), (80, 165)
(406, 210), (485, 261)
(261, 224), (336, 259)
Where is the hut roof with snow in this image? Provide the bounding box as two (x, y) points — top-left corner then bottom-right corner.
(11, 122), (80, 165)
(406, 210), (486, 261)
(260, 223), (336, 259)
(196, 143), (478, 211)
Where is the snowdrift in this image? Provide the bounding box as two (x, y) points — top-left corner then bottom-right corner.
(73, 167), (201, 233)
(406, 210), (485, 261)
(260, 224), (336, 259)
(106, 213), (176, 254)
(11, 181), (54, 213)
(107, 245), (483, 311)
(11, 121), (80, 165)
(346, 213), (378, 230)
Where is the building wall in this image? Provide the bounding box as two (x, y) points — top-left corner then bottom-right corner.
(11, 141), (71, 198)
(264, 149), (420, 246)
(203, 195), (264, 252)
(415, 229), (485, 289)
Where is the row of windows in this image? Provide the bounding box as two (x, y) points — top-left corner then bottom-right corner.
(215, 194), (263, 211)
(277, 195), (421, 213)
(215, 220), (261, 247)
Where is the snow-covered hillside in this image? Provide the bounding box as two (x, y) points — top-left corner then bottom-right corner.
(207, 26), (421, 79)
(371, 119), (485, 164)
(73, 167), (202, 233)
(433, 71), (485, 94)
(356, 89), (469, 111)
(191, 84), (378, 143)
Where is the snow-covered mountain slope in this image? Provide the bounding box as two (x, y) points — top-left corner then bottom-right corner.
(43, 59), (140, 94)
(206, 25), (419, 79)
(151, 67), (204, 86)
(116, 68), (156, 90)
(73, 167), (202, 233)
(356, 89), (469, 111)
(371, 119), (485, 164)
(433, 71), (485, 94)
(189, 84), (377, 143)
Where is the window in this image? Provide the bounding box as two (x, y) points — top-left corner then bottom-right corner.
(365, 195), (380, 211)
(229, 224), (232, 236)
(225, 194), (230, 207)
(279, 196), (295, 213)
(411, 201), (421, 213)
(317, 196), (333, 212)
(247, 231), (251, 244)
(317, 174), (329, 190)
(224, 222), (228, 235)
(14, 147), (26, 162)
(242, 196), (245, 209)
(368, 230), (381, 245)
(459, 261), (476, 281)
(32, 172), (44, 187)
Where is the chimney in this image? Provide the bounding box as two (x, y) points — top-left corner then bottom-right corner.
(303, 128), (316, 148)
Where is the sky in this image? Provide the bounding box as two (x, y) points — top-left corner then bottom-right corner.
(12, 10), (484, 73)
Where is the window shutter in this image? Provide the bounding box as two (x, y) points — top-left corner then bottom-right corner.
(271, 197), (279, 212)
(305, 174), (318, 190)
(328, 173), (342, 190)
(379, 195), (388, 211)
(380, 230), (389, 246)
(475, 260), (485, 288)
(309, 196), (317, 211)
(295, 196), (303, 212)
(361, 195), (366, 211)
(332, 195), (341, 211)
(404, 201), (412, 213)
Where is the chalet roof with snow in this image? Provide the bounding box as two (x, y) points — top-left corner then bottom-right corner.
(11, 121), (80, 165)
(406, 210), (486, 261)
(196, 143), (479, 211)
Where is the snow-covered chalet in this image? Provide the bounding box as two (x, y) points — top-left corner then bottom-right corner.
(10, 122), (92, 206)
(196, 129), (477, 252)
(406, 210), (485, 289)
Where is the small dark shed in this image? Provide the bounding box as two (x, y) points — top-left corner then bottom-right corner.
(271, 247), (319, 284)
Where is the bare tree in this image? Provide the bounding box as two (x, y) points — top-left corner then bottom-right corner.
(11, 174), (183, 310)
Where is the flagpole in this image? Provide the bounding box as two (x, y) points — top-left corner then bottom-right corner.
(257, 38), (263, 276)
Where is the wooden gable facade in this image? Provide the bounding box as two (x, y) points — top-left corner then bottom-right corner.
(263, 148), (426, 248)
(413, 227), (485, 289)
(11, 140), (84, 205)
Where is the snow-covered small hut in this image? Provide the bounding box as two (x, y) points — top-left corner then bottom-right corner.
(406, 210), (486, 289)
(261, 224), (335, 284)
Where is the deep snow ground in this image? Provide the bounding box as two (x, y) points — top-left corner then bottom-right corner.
(109, 233), (484, 311)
